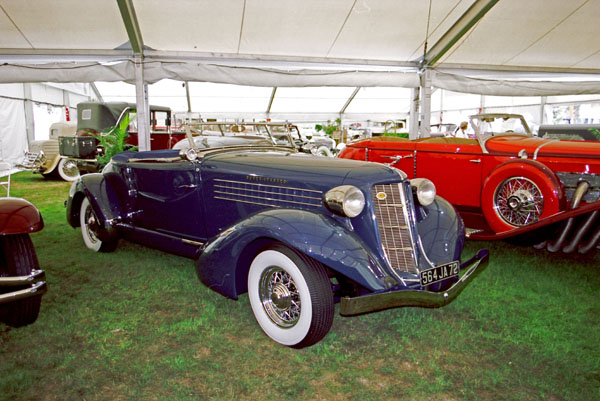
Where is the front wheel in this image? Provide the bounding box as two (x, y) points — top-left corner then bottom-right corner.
(248, 244), (334, 348)
(57, 158), (80, 182)
(0, 234), (42, 327)
(79, 197), (118, 252)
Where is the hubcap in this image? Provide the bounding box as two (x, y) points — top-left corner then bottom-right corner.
(84, 206), (100, 244)
(494, 177), (543, 226)
(63, 159), (79, 178)
(259, 266), (300, 328)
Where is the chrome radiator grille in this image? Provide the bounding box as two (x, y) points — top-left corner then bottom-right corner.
(372, 184), (418, 274)
(213, 179), (322, 209)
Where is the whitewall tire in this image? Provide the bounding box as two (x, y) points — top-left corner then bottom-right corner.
(79, 197), (117, 253)
(248, 244), (333, 348)
(57, 158), (80, 182)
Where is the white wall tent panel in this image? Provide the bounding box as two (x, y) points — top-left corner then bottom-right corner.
(0, 97), (27, 167)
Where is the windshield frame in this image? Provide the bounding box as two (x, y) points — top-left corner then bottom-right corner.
(469, 113), (532, 154)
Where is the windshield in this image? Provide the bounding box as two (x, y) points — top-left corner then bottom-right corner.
(470, 115), (531, 137)
(174, 122), (296, 151)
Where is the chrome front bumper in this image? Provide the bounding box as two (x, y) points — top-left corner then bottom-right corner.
(0, 269), (47, 304)
(340, 249), (489, 316)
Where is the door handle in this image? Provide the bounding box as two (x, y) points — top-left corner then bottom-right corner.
(382, 154), (413, 161)
(178, 184), (198, 188)
(469, 159), (481, 163)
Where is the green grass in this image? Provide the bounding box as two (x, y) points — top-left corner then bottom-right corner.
(1, 171), (599, 401)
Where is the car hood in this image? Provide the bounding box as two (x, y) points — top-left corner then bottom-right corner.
(486, 135), (600, 159)
(202, 149), (400, 189)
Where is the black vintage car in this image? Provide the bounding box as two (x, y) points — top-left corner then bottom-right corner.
(66, 130), (489, 347)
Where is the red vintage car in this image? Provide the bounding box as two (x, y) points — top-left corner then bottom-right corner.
(338, 113), (600, 254)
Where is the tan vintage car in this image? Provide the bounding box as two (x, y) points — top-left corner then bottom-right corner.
(18, 122), (80, 181)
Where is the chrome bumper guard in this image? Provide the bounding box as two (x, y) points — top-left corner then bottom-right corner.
(340, 249), (489, 316)
(0, 269), (47, 305)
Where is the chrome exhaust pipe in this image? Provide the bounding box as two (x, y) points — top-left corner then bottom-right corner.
(579, 223), (600, 254)
(562, 210), (599, 253)
(546, 181), (589, 252)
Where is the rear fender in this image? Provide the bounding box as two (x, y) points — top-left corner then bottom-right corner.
(0, 198), (43, 235)
(196, 209), (394, 299)
(66, 172), (130, 239)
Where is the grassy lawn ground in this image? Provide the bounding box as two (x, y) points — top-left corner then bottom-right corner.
(1, 171), (599, 401)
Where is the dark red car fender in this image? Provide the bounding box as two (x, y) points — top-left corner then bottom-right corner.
(0, 198), (44, 235)
(481, 159), (565, 233)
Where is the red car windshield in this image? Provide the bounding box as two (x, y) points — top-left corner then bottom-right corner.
(471, 115), (531, 137)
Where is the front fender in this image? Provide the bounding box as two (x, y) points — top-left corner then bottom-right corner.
(66, 172), (130, 239)
(45, 154), (62, 173)
(196, 209), (395, 299)
(415, 196), (465, 264)
(0, 198), (43, 235)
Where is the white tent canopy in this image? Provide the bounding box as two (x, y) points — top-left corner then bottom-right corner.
(1, 0), (599, 89)
(1, 0), (600, 153)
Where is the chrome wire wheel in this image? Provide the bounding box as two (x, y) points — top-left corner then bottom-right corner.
(248, 244), (334, 348)
(494, 177), (543, 227)
(259, 266), (301, 328)
(57, 158), (80, 182)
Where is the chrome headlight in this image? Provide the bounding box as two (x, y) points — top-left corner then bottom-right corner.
(410, 178), (436, 206)
(324, 185), (365, 218)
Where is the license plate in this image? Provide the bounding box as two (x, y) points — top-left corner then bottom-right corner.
(420, 261), (459, 286)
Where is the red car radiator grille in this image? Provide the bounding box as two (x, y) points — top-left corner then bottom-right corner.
(372, 184), (418, 275)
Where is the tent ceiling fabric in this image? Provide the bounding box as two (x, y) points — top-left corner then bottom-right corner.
(439, 0), (600, 70)
(0, 0), (599, 93)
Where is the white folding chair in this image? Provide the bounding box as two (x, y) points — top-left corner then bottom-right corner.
(0, 162), (11, 196)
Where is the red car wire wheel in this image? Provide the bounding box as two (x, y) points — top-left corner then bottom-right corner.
(494, 177), (543, 226)
(481, 160), (564, 233)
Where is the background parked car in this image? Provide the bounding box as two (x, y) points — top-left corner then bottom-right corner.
(58, 101), (186, 173)
(172, 122), (280, 150)
(66, 127), (488, 347)
(339, 113), (600, 254)
(537, 124), (600, 141)
(17, 121), (80, 181)
(0, 197), (46, 327)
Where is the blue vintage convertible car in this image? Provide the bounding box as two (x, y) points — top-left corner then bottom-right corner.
(66, 131), (489, 347)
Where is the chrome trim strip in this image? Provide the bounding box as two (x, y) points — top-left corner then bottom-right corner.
(214, 184), (322, 201)
(533, 139), (558, 160)
(181, 239), (204, 247)
(214, 193), (319, 208)
(127, 157), (182, 163)
(214, 196), (280, 208)
(214, 178), (322, 194)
